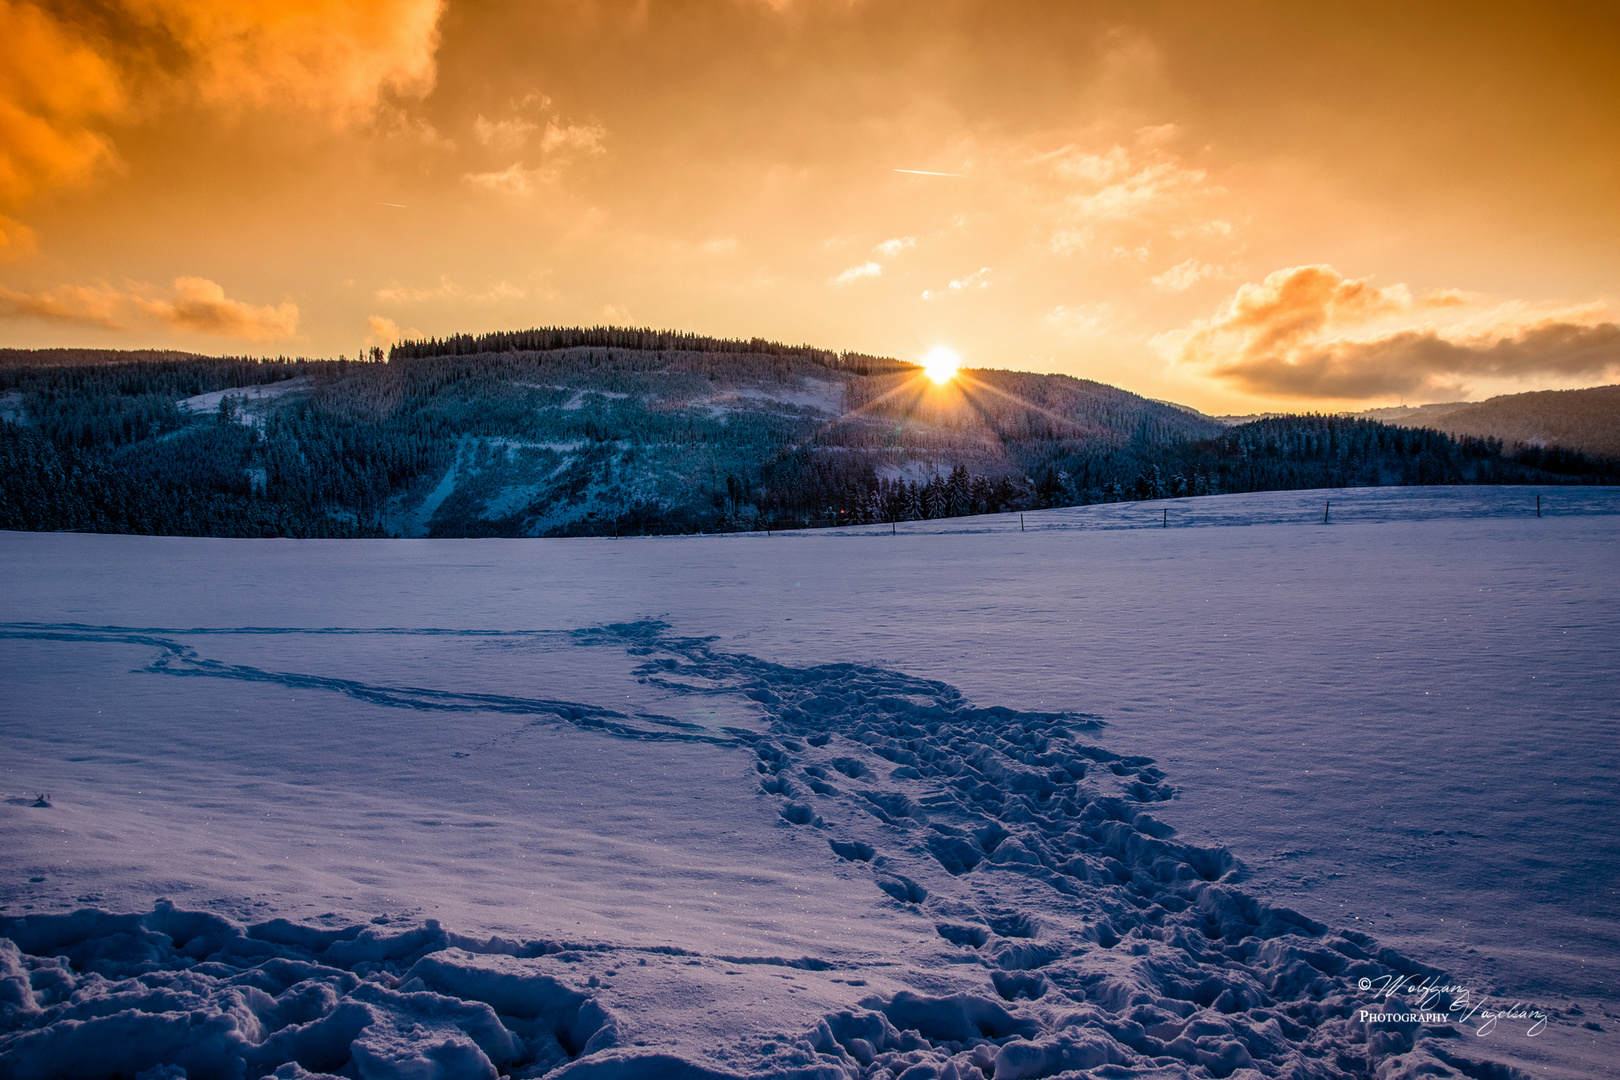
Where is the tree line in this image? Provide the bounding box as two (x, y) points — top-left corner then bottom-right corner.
(719, 413), (1617, 532)
(0, 425), (378, 537)
(388, 326), (911, 376)
(0, 346), (1613, 539)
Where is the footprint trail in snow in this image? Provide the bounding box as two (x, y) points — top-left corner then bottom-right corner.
(0, 619), (1526, 1080)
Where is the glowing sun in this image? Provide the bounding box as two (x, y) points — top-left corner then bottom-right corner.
(923, 345), (960, 384)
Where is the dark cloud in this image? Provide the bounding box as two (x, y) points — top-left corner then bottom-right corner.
(1213, 321), (1620, 399)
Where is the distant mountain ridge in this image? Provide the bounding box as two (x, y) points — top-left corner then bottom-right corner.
(1355, 384), (1620, 460)
(1218, 384), (1620, 460)
(0, 347), (205, 368)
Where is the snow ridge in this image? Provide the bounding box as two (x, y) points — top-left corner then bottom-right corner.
(0, 621), (1524, 1079)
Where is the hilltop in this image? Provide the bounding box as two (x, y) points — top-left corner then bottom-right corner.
(0, 331), (1613, 538)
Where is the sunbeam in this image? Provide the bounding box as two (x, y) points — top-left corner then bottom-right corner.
(953, 371), (1103, 437)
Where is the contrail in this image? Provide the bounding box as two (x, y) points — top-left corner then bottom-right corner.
(377, 202), (407, 208)
(893, 169), (966, 177)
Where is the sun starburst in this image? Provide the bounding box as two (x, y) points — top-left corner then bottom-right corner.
(923, 346), (959, 384)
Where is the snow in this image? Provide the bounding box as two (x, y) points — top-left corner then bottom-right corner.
(177, 378), (312, 423)
(664, 379), (845, 422)
(811, 484), (1611, 534)
(874, 462), (952, 486)
(724, 379), (845, 415)
(2, 485), (1616, 1079)
(559, 390), (631, 412)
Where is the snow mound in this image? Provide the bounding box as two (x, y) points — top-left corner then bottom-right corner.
(0, 902), (616, 1080)
(0, 893), (1522, 1080)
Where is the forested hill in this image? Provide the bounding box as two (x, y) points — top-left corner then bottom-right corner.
(1, 335), (1614, 538)
(1356, 384), (1620, 461)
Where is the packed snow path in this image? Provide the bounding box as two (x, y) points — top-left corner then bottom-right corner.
(2, 486), (1616, 1079)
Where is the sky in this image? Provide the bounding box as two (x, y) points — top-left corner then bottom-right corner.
(1, 0), (1617, 414)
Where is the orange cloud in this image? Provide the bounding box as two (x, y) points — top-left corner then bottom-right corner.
(1039, 142), (1226, 257)
(0, 280), (126, 328)
(463, 162), (538, 196)
(365, 314), (401, 345)
(0, 0), (125, 209)
(0, 0), (443, 223)
(539, 118), (606, 157)
(134, 276), (299, 339)
(1161, 265), (1620, 400)
(473, 114), (536, 151)
(1151, 258), (1219, 292)
(463, 116), (607, 197)
(0, 276), (298, 339)
(831, 261), (881, 284)
(1210, 322), (1620, 399)
(127, 0), (443, 121)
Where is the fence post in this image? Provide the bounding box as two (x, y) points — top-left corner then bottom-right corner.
(1163, 507), (1167, 528)
(1323, 500), (1330, 524)
(1020, 513), (1025, 532)
(1537, 494), (1541, 518)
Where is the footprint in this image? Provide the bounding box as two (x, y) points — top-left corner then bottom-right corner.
(935, 923), (989, 948)
(828, 840), (875, 862)
(875, 875), (927, 905)
(779, 804), (821, 827)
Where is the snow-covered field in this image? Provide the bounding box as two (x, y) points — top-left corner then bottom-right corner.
(2, 486), (1615, 1080)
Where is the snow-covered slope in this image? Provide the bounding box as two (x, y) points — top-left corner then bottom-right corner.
(2, 486), (1615, 1079)
(177, 377), (312, 424)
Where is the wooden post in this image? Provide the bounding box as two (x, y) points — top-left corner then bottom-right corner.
(1020, 513), (1025, 532)
(1163, 507), (1167, 528)
(1323, 500), (1330, 524)
(1537, 494), (1541, 518)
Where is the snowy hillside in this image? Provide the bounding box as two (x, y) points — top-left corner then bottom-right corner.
(3, 345), (1231, 540)
(2, 486), (1615, 1079)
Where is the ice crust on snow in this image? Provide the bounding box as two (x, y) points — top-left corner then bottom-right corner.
(2, 617), (1535, 1079)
